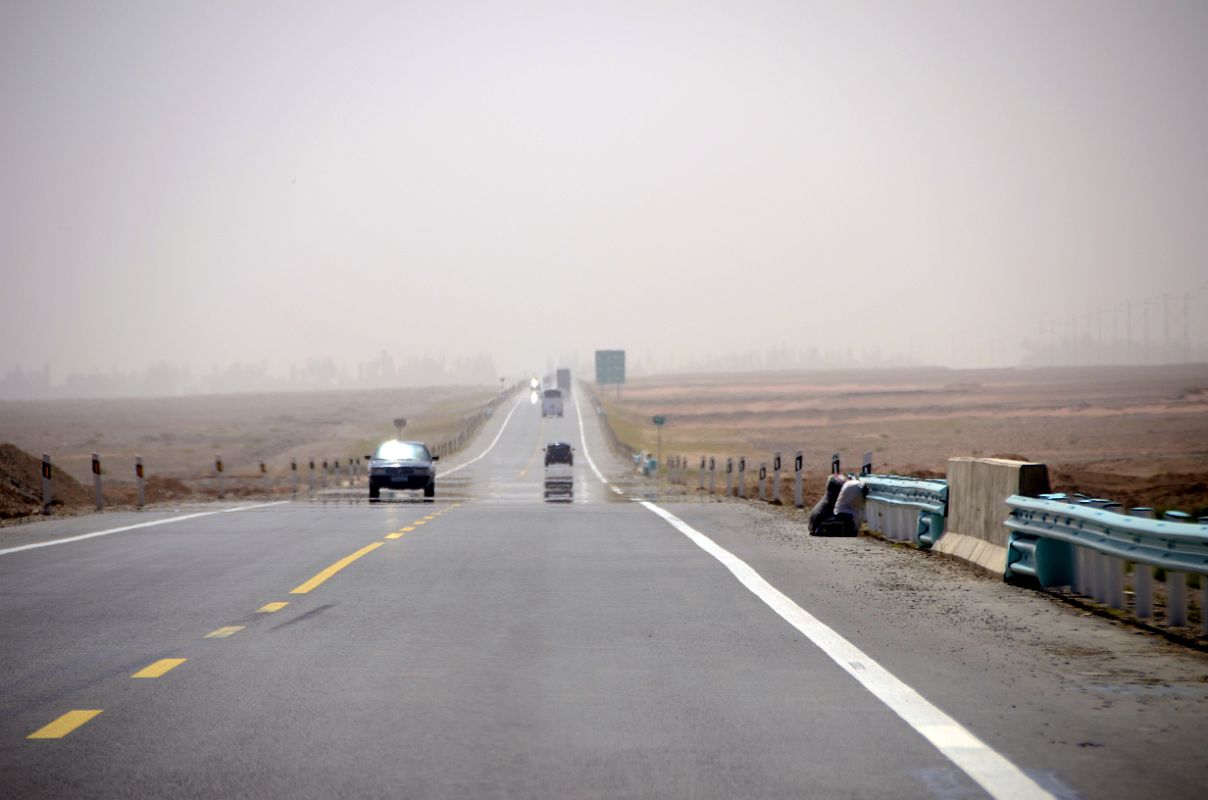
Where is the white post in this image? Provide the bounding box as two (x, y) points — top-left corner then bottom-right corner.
(135, 456), (145, 509)
(708, 457), (716, 494)
(772, 451), (782, 505)
(737, 457), (746, 498)
(291, 458), (299, 496)
(699, 456), (706, 491)
(725, 458), (733, 496)
(91, 452), (103, 511)
(215, 455), (224, 499)
(260, 462), (270, 496)
(861, 450), (873, 476)
(1107, 557), (1124, 609)
(758, 463), (767, 501)
(793, 451), (804, 509)
(1167, 573), (1187, 627)
(41, 453), (53, 515)
(1134, 562), (1153, 619)
(308, 458), (316, 493)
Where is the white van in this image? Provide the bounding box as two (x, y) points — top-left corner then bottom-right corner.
(541, 389), (564, 417)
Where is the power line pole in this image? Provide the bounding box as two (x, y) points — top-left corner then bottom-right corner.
(1184, 292), (1190, 363)
(1163, 293), (1171, 364)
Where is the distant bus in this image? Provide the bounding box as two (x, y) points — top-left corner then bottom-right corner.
(541, 389), (564, 417)
(556, 368), (571, 392)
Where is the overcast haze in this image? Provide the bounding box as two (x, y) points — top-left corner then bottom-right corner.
(3, 1), (1208, 394)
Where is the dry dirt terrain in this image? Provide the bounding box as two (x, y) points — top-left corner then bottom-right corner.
(597, 364), (1208, 515)
(0, 385), (498, 521)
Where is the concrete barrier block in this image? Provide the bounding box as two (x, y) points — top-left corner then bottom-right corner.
(935, 457), (1050, 575)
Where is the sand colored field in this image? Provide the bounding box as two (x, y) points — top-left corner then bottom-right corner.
(596, 365), (1208, 514)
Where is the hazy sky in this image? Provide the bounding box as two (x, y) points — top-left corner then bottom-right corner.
(3, 0), (1207, 379)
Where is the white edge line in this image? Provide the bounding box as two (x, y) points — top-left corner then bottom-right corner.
(437, 397), (524, 478)
(572, 391), (1054, 800)
(0, 501), (290, 557)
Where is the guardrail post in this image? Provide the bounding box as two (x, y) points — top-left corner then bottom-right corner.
(215, 455), (224, 499)
(758, 462), (767, 501)
(308, 458), (315, 493)
(737, 457), (746, 498)
(92, 452), (103, 511)
(699, 456), (706, 491)
(1129, 507), (1154, 618)
(41, 453), (53, 514)
(793, 451), (803, 509)
(708, 457), (716, 494)
(1162, 510), (1189, 627)
(725, 458), (733, 496)
(772, 452), (782, 505)
(291, 458), (298, 496)
(322, 459), (329, 488)
(135, 456), (145, 509)
(861, 451), (872, 476)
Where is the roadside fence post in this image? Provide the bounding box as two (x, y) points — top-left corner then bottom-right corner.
(308, 458), (316, 493)
(699, 456), (706, 491)
(793, 450), (804, 509)
(92, 452), (103, 511)
(758, 462), (767, 501)
(41, 453), (53, 514)
(708, 457), (716, 494)
(831, 452), (841, 474)
(322, 459), (329, 489)
(135, 456), (145, 509)
(725, 458), (733, 496)
(737, 457), (746, 498)
(260, 461), (269, 496)
(861, 451), (873, 476)
(772, 451), (782, 505)
(291, 458), (298, 496)
(215, 455), (224, 499)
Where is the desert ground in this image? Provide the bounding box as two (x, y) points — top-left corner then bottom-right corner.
(0, 385), (499, 520)
(595, 364), (1208, 515)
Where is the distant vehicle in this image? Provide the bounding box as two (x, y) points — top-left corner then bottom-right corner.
(541, 389), (564, 417)
(368, 440), (438, 500)
(544, 441), (574, 467)
(556, 368), (571, 392)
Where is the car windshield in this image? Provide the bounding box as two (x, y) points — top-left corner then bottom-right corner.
(549, 443), (570, 455)
(374, 441), (430, 461)
(544, 389), (561, 398)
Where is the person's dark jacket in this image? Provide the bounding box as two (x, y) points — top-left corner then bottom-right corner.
(807, 474), (847, 534)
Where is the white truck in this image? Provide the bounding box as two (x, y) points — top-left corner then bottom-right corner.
(541, 389), (564, 417)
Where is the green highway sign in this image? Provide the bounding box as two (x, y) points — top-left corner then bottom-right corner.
(594, 350), (626, 385)
(652, 415), (667, 426)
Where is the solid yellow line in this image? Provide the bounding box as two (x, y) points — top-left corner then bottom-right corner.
(204, 626), (245, 638)
(258, 602), (289, 613)
(290, 542), (384, 594)
(132, 658), (186, 678)
(28, 710), (102, 739)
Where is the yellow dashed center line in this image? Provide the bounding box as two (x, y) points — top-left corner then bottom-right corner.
(204, 626), (245, 639)
(385, 532), (404, 539)
(28, 710), (102, 739)
(290, 542), (384, 594)
(258, 602), (289, 613)
(517, 418), (546, 479)
(132, 658), (186, 678)
(412, 520), (426, 526)
(400, 526), (415, 532)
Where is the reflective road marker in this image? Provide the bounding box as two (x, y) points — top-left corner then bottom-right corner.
(290, 542), (384, 594)
(132, 658), (186, 678)
(28, 710), (102, 739)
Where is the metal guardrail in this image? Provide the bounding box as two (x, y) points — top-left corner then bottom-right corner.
(1005, 495), (1208, 634)
(862, 475), (948, 548)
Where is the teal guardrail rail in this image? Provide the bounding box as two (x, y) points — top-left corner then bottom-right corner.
(1004, 495), (1208, 633)
(862, 475), (948, 549)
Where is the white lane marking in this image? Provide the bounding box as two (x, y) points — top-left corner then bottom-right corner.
(437, 398), (524, 478)
(0, 501), (290, 557)
(572, 391), (1053, 800)
(572, 390), (609, 485)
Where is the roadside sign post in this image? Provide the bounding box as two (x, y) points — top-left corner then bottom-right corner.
(135, 456), (145, 509)
(794, 450), (804, 509)
(41, 453), (53, 515)
(652, 416), (667, 477)
(394, 417), (407, 439)
(773, 451), (782, 505)
(92, 452), (103, 511)
(738, 457), (746, 498)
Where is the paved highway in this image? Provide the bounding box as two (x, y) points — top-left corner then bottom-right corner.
(2, 390), (1206, 798)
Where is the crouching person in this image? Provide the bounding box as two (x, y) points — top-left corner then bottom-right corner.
(808, 474), (847, 535)
(832, 476), (869, 536)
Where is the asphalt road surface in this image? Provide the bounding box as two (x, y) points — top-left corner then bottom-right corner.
(3, 389), (1207, 799)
